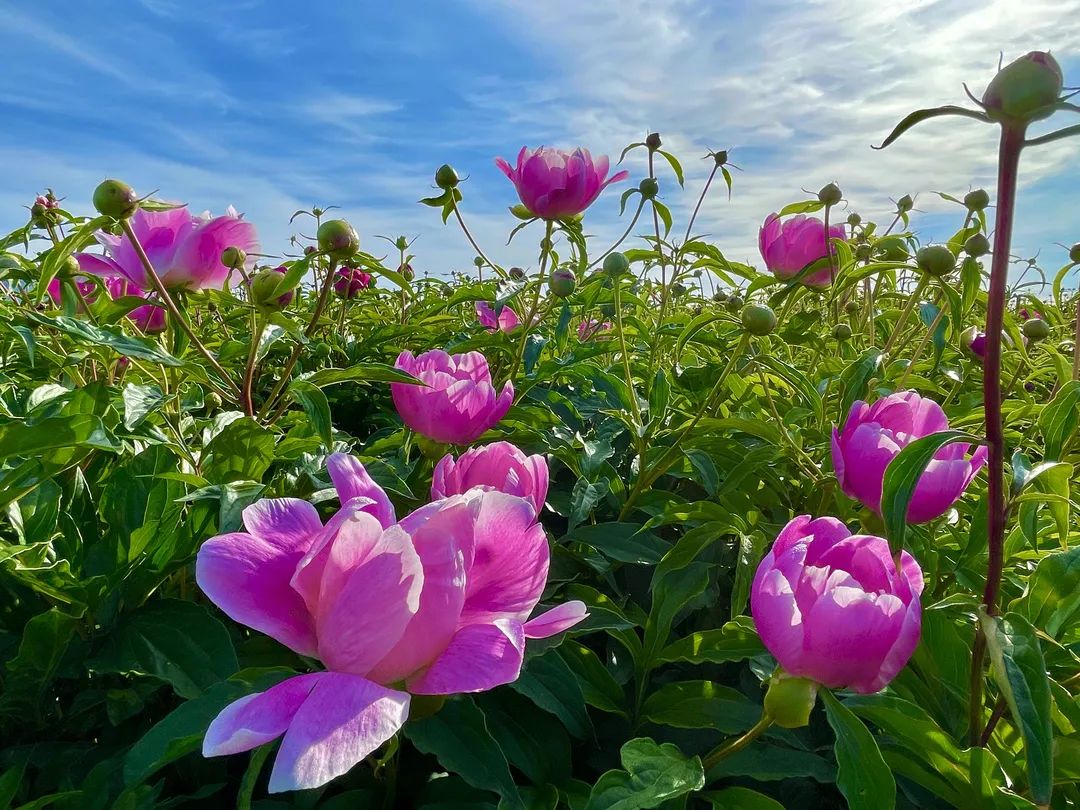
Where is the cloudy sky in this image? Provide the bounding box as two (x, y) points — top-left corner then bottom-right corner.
(2, 0), (1078, 284)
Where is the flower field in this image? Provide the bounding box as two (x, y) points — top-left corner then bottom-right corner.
(1, 51), (1079, 809)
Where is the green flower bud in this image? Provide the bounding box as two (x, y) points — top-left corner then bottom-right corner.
(645, 132), (662, 151)
(473, 256), (485, 267)
(833, 323), (853, 341)
(435, 164), (459, 190)
(221, 246), (247, 269)
(712, 150), (728, 166)
(846, 212), (861, 227)
(844, 300), (860, 315)
(204, 392), (223, 410)
(741, 303), (777, 336)
(509, 266), (525, 281)
(724, 294), (744, 313)
(639, 178), (659, 199)
(712, 290), (728, 303)
(549, 268), (576, 298)
(599, 303), (615, 318)
(400, 262), (415, 281)
(964, 189), (990, 211)
(817, 182), (842, 206)
(93, 179), (139, 219)
(1070, 243), (1080, 264)
(964, 234), (990, 258)
(916, 245), (956, 277)
(603, 251), (630, 277)
(876, 237), (910, 262)
(982, 51), (1063, 124)
(250, 268), (288, 311)
(59, 254), (81, 279)
(763, 674), (818, 729)
(896, 194), (914, 214)
(855, 244), (873, 262)
(1022, 317), (1050, 341)
(317, 219), (360, 260)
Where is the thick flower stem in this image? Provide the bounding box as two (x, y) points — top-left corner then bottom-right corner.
(969, 122), (1025, 746)
(120, 219), (241, 400)
(702, 714), (773, 773)
(1073, 295), (1080, 380)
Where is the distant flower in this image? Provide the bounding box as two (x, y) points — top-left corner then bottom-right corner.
(751, 515), (923, 694)
(334, 267), (372, 299)
(831, 391), (987, 524)
(475, 301), (521, 333)
(495, 147), (629, 220)
(197, 452), (586, 792)
(391, 350), (513, 444)
(103, 277), (167, 333)
(758, 213), (846, 288)
(33, 194), (60, 210)
(75, 206), (258, 292)
(47, 276), (97, 307)
(432, 441), (548, 514)
(578, 319), (612, 341)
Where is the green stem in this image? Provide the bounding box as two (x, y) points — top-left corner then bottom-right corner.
(881, 275), (929, 358)
(702, 714), (773, 773)
(505, 220), (555, 384)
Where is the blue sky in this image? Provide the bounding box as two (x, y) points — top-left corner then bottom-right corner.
(2, 0), (1079, 288)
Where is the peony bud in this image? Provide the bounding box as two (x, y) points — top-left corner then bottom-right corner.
(221, 246), (247, 270)
(250, 268), (290, 311)
(964, 189), (990, 211)
(638, 178), (659, 199)
(724, 294), (744, 313)
(1022, 317), (1050, 341)
(817, 182), (842, 206)
(896, 194), (914, 213)
(712, 290), (728, 303)
(549, 268), (576, 297)
(982, 51), (1063, 124)
(741, 303), (777, 336)
(712, 150), (728, 166)
(844, 300), (860, 315)
(645, 132), (662, 151)
(603, 251), (630, 277)
(435, 164), (460, 190)
(916, 245), (956, 277)
(964, 234), (990, 258)
(833, 323), (853, 341)
(1070, 243), (1080, 264)
(317, 219), (360, 259)
(400, 262), (415, 281)
(847, 212), (861, 227)
(509, 266), (526, 280)
(763, 674), (818, 729)
(93, 179), (139, 219)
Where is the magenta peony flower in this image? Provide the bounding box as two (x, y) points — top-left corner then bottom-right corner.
(102, 276), (167, 333)
(758, 213), (847, 288)
(751, 515), (924, 694)
(578, 319), (612, 341)
(391, 350), (513, 444)
(47, 276), (98, 306)
(432, 441), (548, 514)
(196, 453), (586, 792)
(494, 147), (629, 220)
(831, 391), (987, 524)
(475, 301), (521, 333)
(334, 267), (372, 299)
(75, 205), (258, 292)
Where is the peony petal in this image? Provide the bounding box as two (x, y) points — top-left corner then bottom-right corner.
(523, 600), (588, 638)
(203, 673), (321, 757)
(407, 619), (525, 694)
(750, 566), (805, 672)
(326, 453), (396, 528)
(269, 673), (410, 793)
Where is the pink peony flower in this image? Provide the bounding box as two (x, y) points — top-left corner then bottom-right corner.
(475, 301), (521, 333)
(432, 441), (548, 514)
(47, 276), (98, 306)
(495, 147), (629, 220)
(334, 267), (372, 299)
(831, 391), (987, 524)
(102, 276), (167, 333)
(578, 319), (612, 341)
(75, 205), (258, 292)
(391, 350), (513, 444)
(197, 453), (586, 792)
(751, 515), (924, 694)
(758, 213), (847, 288)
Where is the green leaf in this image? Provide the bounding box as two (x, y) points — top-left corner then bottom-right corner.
(640, 681), (761, 732)
(289, 379), (333, 446)
(705, 744), (835, 783)
(978, 608), (1053, 805)
(298, 363), (419, 388)
(1016, 546), (1080, 638)
(874, 105), (991, 150)
(703, 787), (784, 809)
(91, 599), (239, 699)
(563, 522), (665, 565)
(0, 608), (81, 722)
(657, 150), (684, 187)
(568, 477), (610, 531)
(121, 383), (164, 429)
(648, 369), (669, 424)
(510, 651), (592, 739)
(838, 349), (883, 416)
(479, 690), (572, 786)
(880, 429), (984, 551)
(27, 312), (185, 366)
(405, 697), (524, 809)
(658, 617), (764, 664)
(585, 738), (704, 810)
(642, 563), (709, 666)
(652, 201), (673, 238)
(201, 417), (276, 484)
(0, 413), (119, 461)
(1039, 381), (1080, 460)
(820, 690), (896, 810)
(557, 642), (626, 716)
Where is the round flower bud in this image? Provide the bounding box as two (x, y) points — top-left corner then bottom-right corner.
(847, 212), (861, 227)
(916, 245), (956, 277)
(671, 282), (687, 297)
(1025, 381), (1036, 393)
(982, 51), (1063, 124)
(712, 290), (728, 303)
(509, 266), (525, 280)
(473, 256), (485, 267)
(961, 325), (985, 360)
(712, 150), (728, 166)
(1022, 317), (1050, 341)
(317, 219), (360, 260)
(741, 303), (777, 336)
(964, 189), (990, 211)
(645, 132), (662, 151)
(855, 244), (873, 262)
(833, 323), (853, 341)
(817, 182), (842, 206)
(30, 202), (48, 220)
(964, 233), (990, 257)
(638, 178), (659, 199)
(92, 179), (139, 219)
(59, 254), (81, 279)
(844, 300), (860, 315)
(205, 392), (223, 410)
(400, 262), (415, 281)
(250, 268), (290, 311)
(599, 303), (615, 318)
(549, 268), (576, 298)
(876, 237), (910, 262)
(763, 675), (818, 729)
(603, 251), (630, 277)
(1070, 243), (1080, 264)
(724, 294), (744, 313)
(221, 246), (247, 269)
(896, 194), (914, 213)
(304, 245), (317, 256)
(435, 164), (460, 190)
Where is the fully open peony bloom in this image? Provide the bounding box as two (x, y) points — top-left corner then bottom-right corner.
(432, 441), (548, 514)
(475, 301), (521, 333)
(334, 267), (372, 299)
(197, 453), (586, 792)
(75, 205), (258, 292)
(751, 515), (923, 694)
(495, 147), (629, 220)
(391, 350), (513, 444)
(758, 213), (847, 288)
(831, 391), (987, 524)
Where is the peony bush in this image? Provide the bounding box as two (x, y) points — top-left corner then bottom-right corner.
(0, 50), (1079, 810)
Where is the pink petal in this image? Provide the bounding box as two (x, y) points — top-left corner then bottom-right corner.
(407, 620), (525, 694)
(523, 601), (588, 638)
(268, 673), (410, 792)
(326, 453), (396, 528)
(203, 673), (321, 756)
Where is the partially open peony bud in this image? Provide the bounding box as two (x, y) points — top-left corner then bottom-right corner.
(982, 51), (1063, 124)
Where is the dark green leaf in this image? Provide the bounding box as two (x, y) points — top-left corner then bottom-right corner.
(821, 689), (896, 810)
